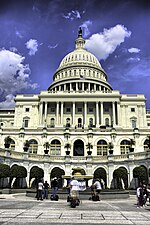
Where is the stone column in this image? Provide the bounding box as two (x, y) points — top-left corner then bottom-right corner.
(60, 102), (64, 125)
(100, 102), (103, 125)
(96, 102), (99, 127)
(26, 172), (30, 188)
(56, 102), (59, 125)
(112, 102), (116, 126)
(72, 102), (75, 126)
(128, 164), (135, 189)
(44, 102), (47, 126)
(107, 163), (114, 188)
(40, 102), (43, 125)
(88, 83), (90, 92)
(76, 82), (78, 91)
(117, 102), (120, 126)
(84, 102), (87, 127)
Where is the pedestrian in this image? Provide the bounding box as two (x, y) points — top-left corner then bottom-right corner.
(136, 184), (144, 208)
(51, 177), (58, 200)
(147, 184), (150, 204)
(37, 180), (44, 201)
(93, 178), (102, 201)
(69, 176), (80, 207)
(143, 184), (147, 207)
(43, 180), (49, 199)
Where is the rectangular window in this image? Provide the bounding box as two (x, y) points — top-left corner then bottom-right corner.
(66, 107), (71, 113)
(51, 108), (55, 112)
(25, 108), (29, 112)
(78, 108), (82, 112)
(24, 120), (29, 128)
(89, 108), (93, 113)
(131, 108), (135, 112)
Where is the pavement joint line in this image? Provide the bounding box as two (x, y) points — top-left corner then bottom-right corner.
(59, 213), (63, 219)
(36, 212), (43, 218)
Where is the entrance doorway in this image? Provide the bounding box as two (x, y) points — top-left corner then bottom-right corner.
(73, 139), (84, 156)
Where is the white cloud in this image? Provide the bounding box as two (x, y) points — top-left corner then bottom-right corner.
(26, 39), (38, 56)
(62, 10), (81, 20)
(48, 44), (58, 49)
(85, 24), (131, 60)
(128, 47), (141, 53)
(0, 94), (15, 108)
(127, 57), (140, 62)
(16, 30), (23, 39)
(0, 49), (38, 108)
(81, 20), (92, 37)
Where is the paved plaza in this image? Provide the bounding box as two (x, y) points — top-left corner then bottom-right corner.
(0, 193), (150, 225)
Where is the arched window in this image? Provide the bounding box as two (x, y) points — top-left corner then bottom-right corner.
(120, 140), (130, 154)
(89, 118), (93, 128)
(97, 140), (108, 156)
(29, 139), (38, 154)
(143, 139), (149, 151)
(66, 118), (70, 127)
(10, 139), (15, 150)
(105, 118), (109, 127)
(23, 117), (30, 128)
(50, 118), (55, 127)
(50, 139), (61, 155)
(78, 118), (82, 128)
(130, 117), (137, 128)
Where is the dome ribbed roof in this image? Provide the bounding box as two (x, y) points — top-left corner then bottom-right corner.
(59, 49), (101, 69)
(58, 27), (102, 70)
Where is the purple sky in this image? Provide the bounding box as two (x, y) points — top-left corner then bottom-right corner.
(0, 0), (150, 108)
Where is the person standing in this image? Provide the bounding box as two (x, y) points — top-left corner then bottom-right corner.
(43, 181), (49, 199)
(51, 177), (58, 200)
(93, 178), (102, 201)
(37, 180), (44, 201)
(136, 184), (144, 208)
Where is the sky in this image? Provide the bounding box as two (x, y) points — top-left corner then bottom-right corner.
(0, 0), (150, 108)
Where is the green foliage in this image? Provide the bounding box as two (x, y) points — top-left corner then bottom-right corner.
(0, 164), (10, 178)
(4, 136), (12, 144)
(113, 167), (128, 189)
(64, 143), (71, 149)
(24, 140), (30, 147)
(43, 142), (50, 150)
(86, 142), (93, 150)
(133, 166), (148, 184)
(94, 168), (107, 183)
(10, 165), (27, 178)
(30, 166), (44, 179)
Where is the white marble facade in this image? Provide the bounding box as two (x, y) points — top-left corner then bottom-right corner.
(0, 29), (150, 188)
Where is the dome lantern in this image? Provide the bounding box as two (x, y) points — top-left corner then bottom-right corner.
(75, 27), (85, 49)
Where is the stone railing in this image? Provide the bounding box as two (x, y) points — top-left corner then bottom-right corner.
(0, 149), (149, 163)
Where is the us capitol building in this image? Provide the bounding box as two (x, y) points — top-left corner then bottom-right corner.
(0, 28), (150, 189)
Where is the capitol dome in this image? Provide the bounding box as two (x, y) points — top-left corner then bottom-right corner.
(48, 28), (112, 93)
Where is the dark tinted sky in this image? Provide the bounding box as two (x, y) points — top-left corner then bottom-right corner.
(0, 0), (150, 108)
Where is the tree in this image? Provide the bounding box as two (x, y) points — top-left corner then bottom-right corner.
(133, 166), (148, 184)
(0, 164), (10, 178)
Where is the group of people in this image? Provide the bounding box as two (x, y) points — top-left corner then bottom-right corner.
(36, 177), (58, 201)
(36, 176), (103, 202)
(136, 183), (150, 208)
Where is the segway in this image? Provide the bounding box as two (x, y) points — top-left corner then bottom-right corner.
(50, 194), (59, 201)
(69, 190), (80, 208)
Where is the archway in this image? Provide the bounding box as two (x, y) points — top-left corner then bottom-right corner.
(30, 166), (44, 188)
(73, 139), (84, 156)
(50, 167), (65, 188)
(113, 167), (128, 189)
(133, 165), (148, 185)
(94, 167), (107, 189)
